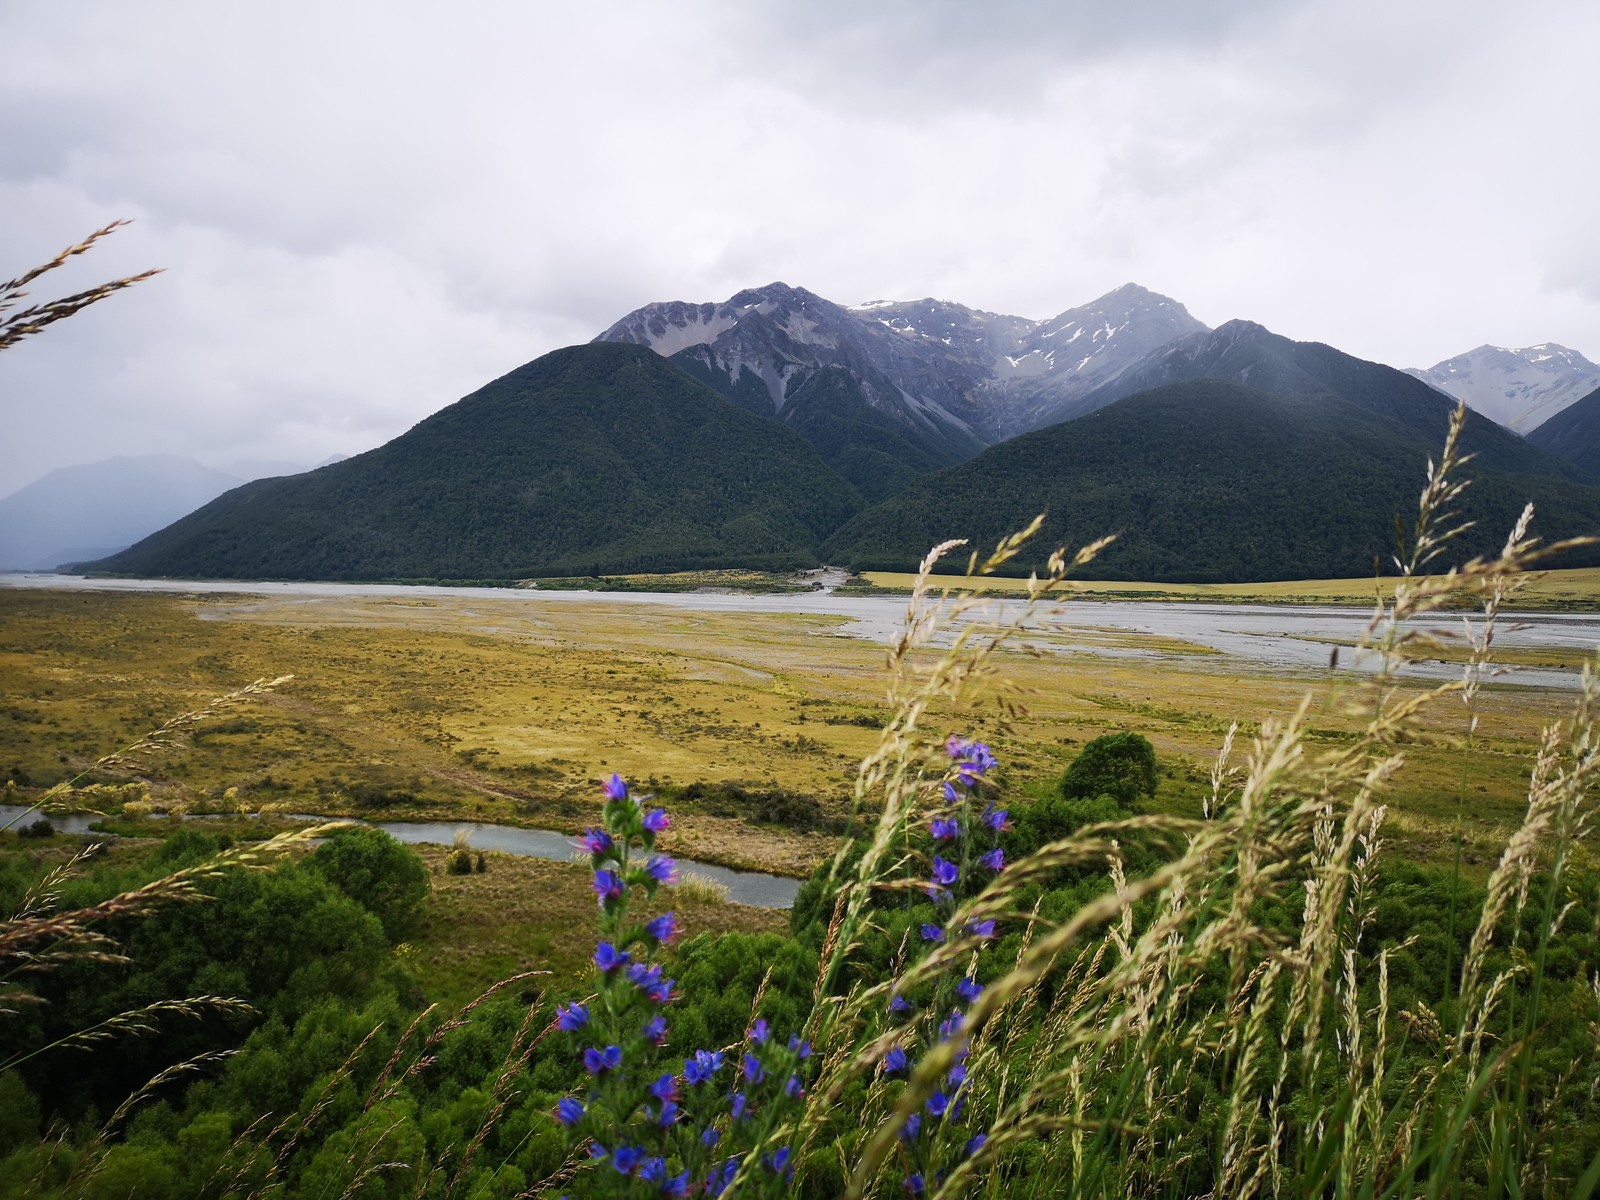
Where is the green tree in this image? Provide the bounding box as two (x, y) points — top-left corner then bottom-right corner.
(1058, 732), (1158, 807)
(308, 828), (430, 942)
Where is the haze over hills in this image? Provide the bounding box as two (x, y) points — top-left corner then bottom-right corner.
(1406, 344), (1600, 432)
(0, 455), (244, 571)
(820, 378), (1600, 581)
(594, 282), (1207, 498)
(90, 344), (863, 581)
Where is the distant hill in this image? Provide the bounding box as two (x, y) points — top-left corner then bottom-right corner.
(821, 379), (1600, 582)
(595, 281), (1207, 495)
(1406, 343), (1600, 432)
(1527, 385), (1600, 476)
(89, 344), (863, 581)
(0, 455), (242, 571)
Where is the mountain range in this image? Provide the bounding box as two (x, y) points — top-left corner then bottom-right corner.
(78, 280), (1600, 585)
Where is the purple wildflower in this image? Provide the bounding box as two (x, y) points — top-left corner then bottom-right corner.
(905, 1173), (925, 1194)
(981, 805), (1011, 833)
(889, 993), (913, 1016)
(583, 1045), (623, 1075)
(928, 855), (959, 900)
(979, 846), (1005, 872)
(644, 912), (681, 945)
(643, 1014), (668, 1045)
(664, 1168), (691, 1197)
(649, 1073), (680, 1104)
(788, 1035), (811, 1059)
(555, 1096), (584, 1126)
(643, 855), (677, 886)
(956, 976), (982, 1004)
(684, 1048), (724, 1085)
(730, 1092), (748, 1120)
(612, 1144), (641, 1174)
(784, 1073), (804, 1098)
(639, 1157), (666, 1184)
(592, 868), (623, 905)
(966, 919), (997, 940)
(901, 1114), (921, 1141)
(942, 780), (961, 802)
(930, 816), (959, 841)
(965, 1133), (987, 1158)
(764, 1147), (792, 1177)
(642, 807), (670, 834)
(749, 1018), (770, 1043)
(742, 1053), (765, 1084)
(884, 1045), (908, 1075)
(555, 1001), (589, 1031)
(920, 923), (945, 943)
(700, 1125), (720, 1147)
(604, 773), (629, 801)
(578, 828), (613, 857)
(927, 1091), (950, 1119)
(593, 942), (629, 973)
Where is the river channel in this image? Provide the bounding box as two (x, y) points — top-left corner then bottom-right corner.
(0, 804), (803, 908)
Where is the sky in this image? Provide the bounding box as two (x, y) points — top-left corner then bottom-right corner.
(2, 0), (1596, 495)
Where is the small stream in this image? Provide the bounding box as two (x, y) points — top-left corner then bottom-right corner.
(0, 806), (802, 909)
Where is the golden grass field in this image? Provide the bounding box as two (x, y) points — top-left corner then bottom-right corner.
(861, 564), (1600, 608)
(2, 584), (1589, 883)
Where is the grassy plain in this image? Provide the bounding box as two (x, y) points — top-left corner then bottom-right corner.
(861, 564), (1600, 608)
(1, 585), (1587, 886)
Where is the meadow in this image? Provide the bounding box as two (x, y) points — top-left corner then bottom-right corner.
(1, 579), (1574, 883)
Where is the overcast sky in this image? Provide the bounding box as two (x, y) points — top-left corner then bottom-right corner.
(2, 0), (1596, 495)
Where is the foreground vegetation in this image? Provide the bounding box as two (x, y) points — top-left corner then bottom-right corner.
(6, 411), (1600, 1194)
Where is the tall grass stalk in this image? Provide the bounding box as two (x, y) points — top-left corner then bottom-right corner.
(761, 401), (1600, 1198)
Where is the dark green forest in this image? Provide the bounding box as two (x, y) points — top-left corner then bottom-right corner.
(821, 380), (1600, 580)
(92, 345), (863, 582)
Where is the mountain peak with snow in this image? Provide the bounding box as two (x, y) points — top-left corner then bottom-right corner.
(1406, 342), (1600, 431)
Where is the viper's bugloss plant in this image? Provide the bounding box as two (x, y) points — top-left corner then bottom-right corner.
(554, 774), (811, 1198)
(882, 736), (1006, 1194)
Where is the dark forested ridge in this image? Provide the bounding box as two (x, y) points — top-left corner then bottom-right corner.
(821, 379), (1600, 581)
(1528, 385), (1600, 477)
(88, 344), (864, 581)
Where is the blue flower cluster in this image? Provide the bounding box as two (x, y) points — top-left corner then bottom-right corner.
(886, 736), (1006, 1193)
(554, 774), (810, 1198)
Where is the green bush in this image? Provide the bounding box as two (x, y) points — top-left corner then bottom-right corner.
(1057, 731), (1158, 806)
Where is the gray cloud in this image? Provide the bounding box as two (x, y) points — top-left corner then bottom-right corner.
(2, 0), (1596, 495)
